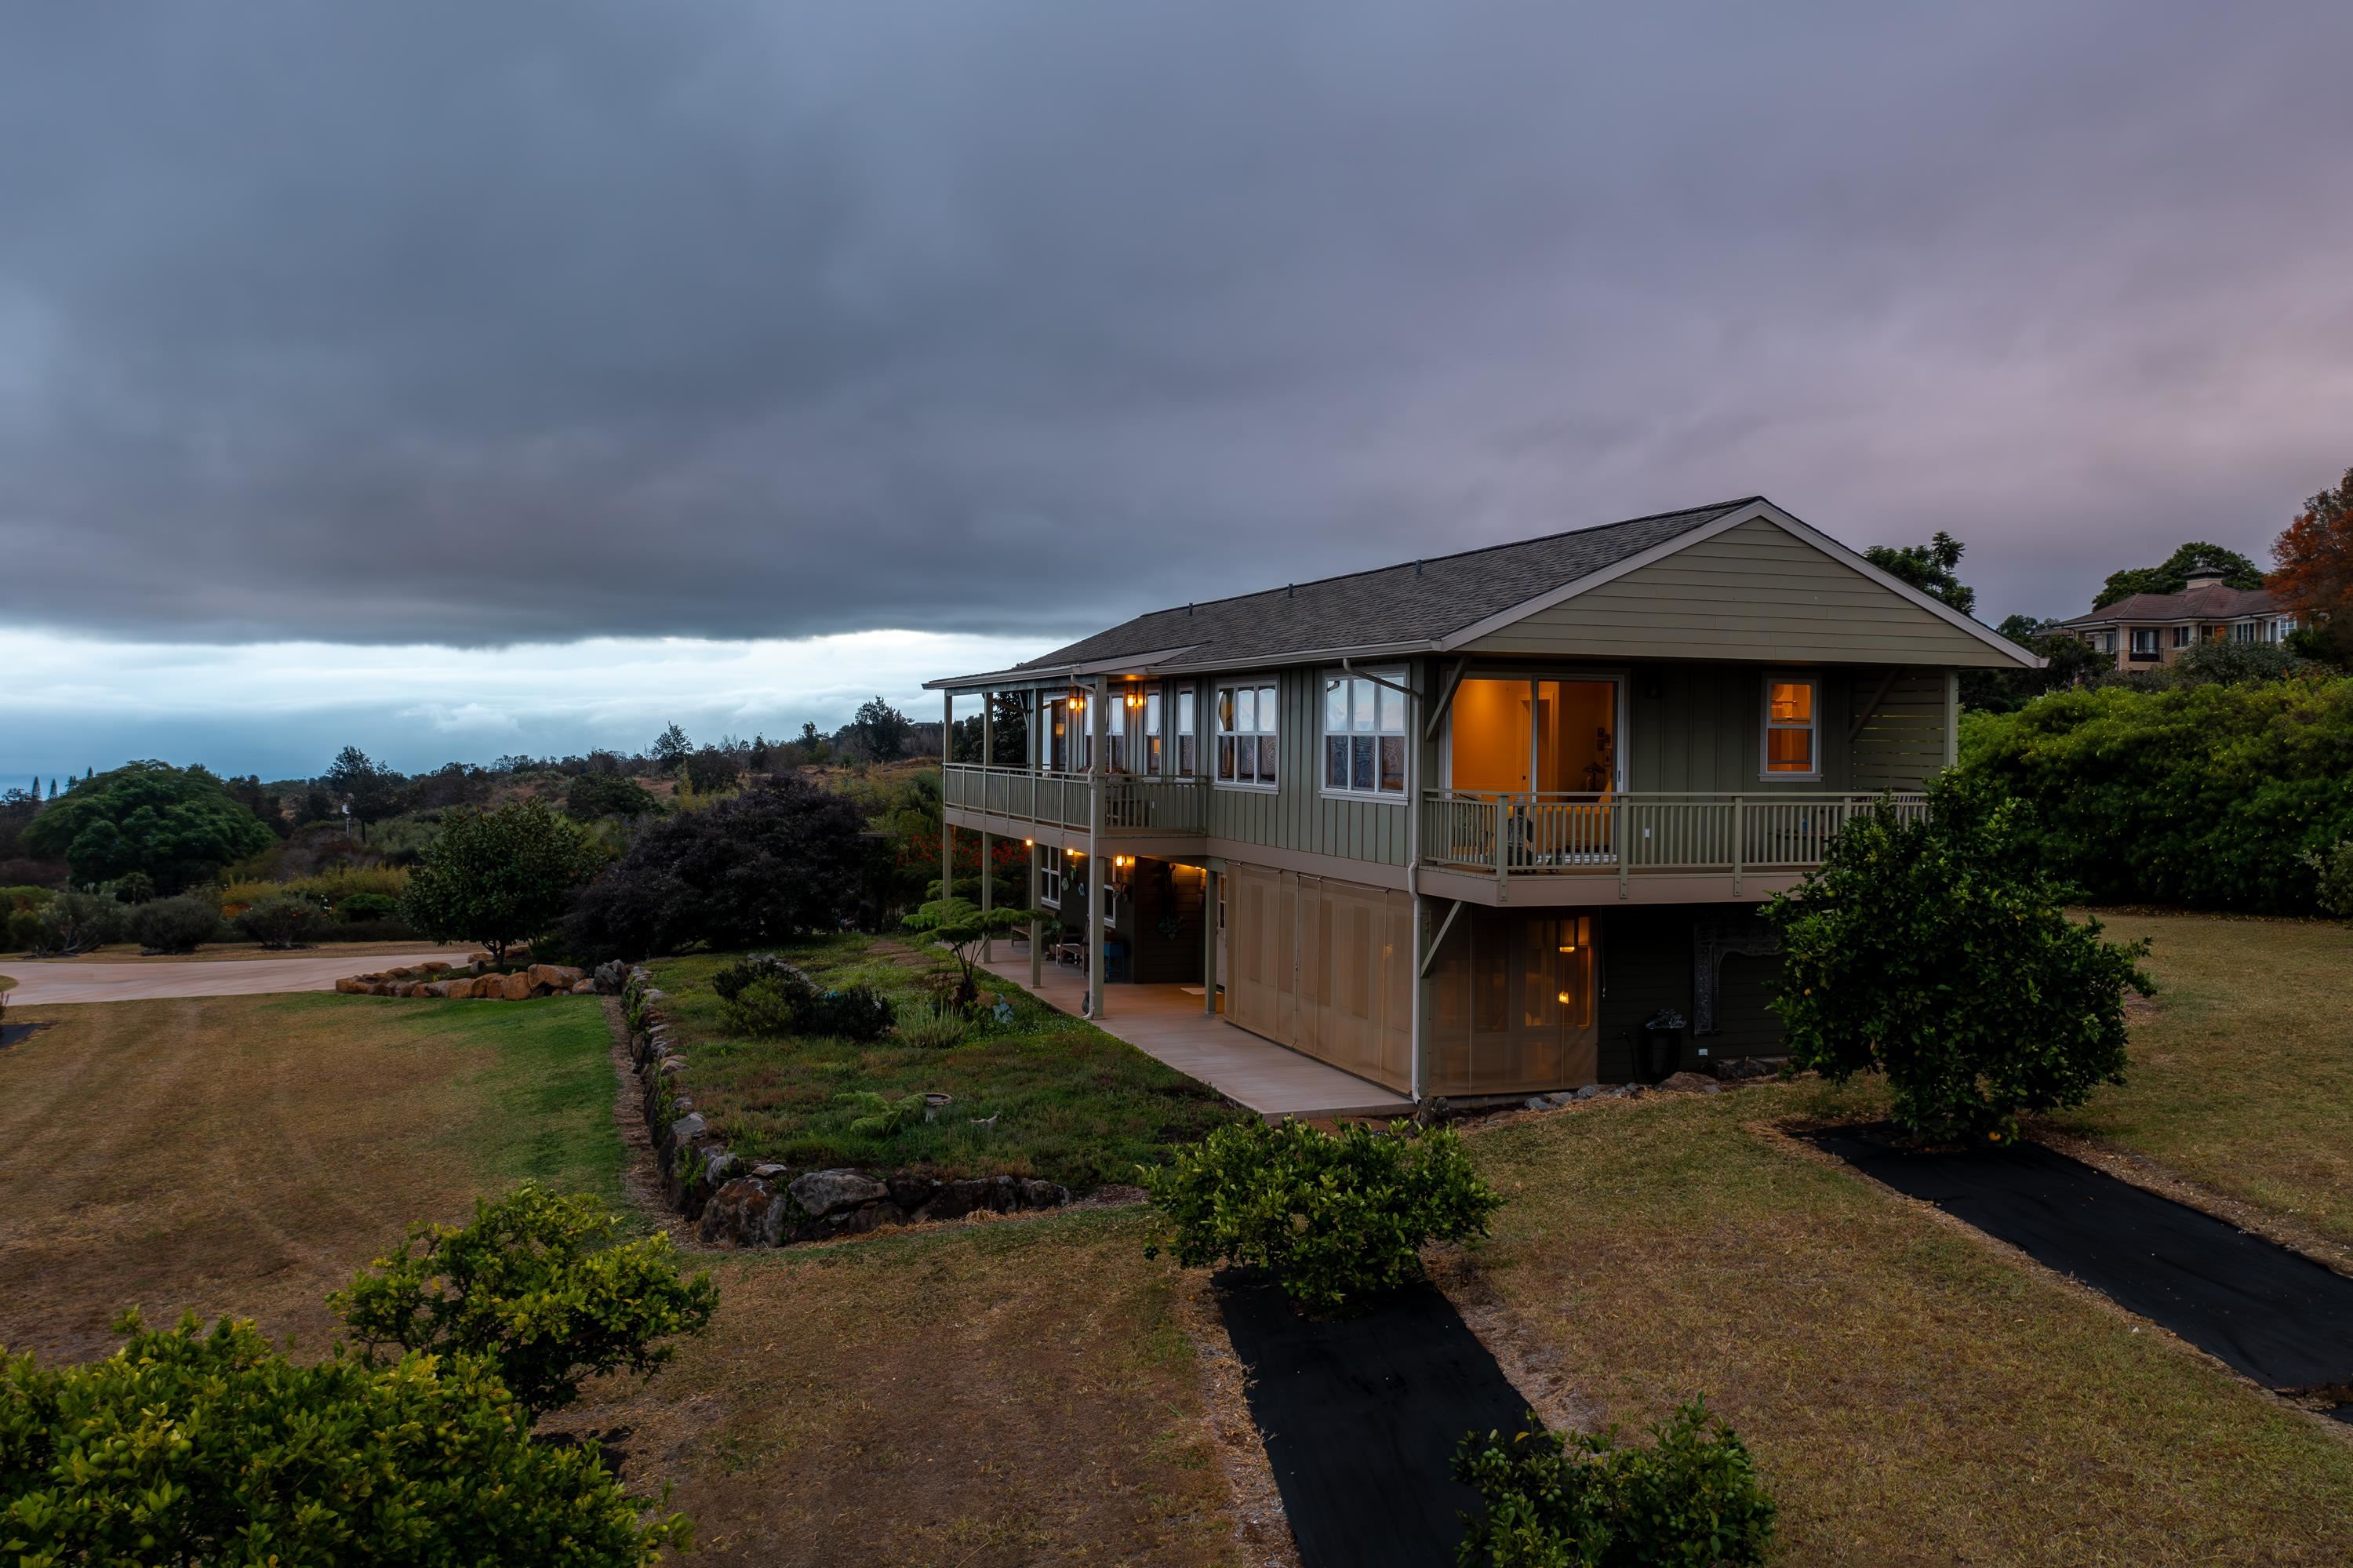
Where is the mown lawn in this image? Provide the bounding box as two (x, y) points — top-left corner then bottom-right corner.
(649, 938), (1245, 1190)
(1464, 1082), (2353, 1566)
(571, 1209), (1245, 1568)
(0, 991), (621, 1361)
(2040, 910), (2353, 1245)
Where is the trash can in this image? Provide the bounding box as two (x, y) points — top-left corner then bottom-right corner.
(1641, 1009), (1687, 1081)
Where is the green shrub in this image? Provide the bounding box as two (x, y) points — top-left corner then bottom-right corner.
(896, 993), (971, 1049)
(722, 973), (806, 1038)
(3, 910), (38, 952)
(235, 893), (326, 948)
(330, 1184), (716, 1422)
(0, 1311), (689, 1566)
(125, 894), (224, 955)
(1454, 1399), (1776, 1568)
(2307, 840), (2353, 919)
(835, 1090), (926, 1137)
(20, 760), (275, 893)
(0, 886), (55, 915)
(1766, 778), (2154, 1143)
(1138, 1118), (1503, 1312)
(339, 890), (400, 921)
(1958, 677), (2353, 912)
(565, 772), (662, 822)
(713, 955), (893, 1041)
(31, 891), (121, 955)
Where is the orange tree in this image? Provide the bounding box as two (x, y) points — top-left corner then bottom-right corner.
(1765, 777), (2153, 1144)
(2271, 466), (2353, 666)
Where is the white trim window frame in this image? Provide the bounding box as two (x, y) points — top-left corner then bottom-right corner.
(1760, 671), (1822, 782)
(2171, 624), (2193, 649)
(1320, 668), (1409, 800)
(1038, 846), (1064, 909)
(1215, 678), (1280, 791)
(2129, 627), (2161, 657)
(1175, 687), (1198, 778)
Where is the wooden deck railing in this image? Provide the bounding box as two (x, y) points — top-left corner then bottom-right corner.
(941, 764), (1209, 835)
(1421, 791), (1927, 889)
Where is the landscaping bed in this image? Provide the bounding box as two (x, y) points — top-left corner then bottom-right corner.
(640, 937), (1246, 1201)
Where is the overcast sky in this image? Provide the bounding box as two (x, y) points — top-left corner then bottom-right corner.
(5, 2), (2351, 780)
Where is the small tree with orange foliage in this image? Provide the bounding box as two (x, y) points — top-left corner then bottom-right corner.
(2270, 467), (2353, 665)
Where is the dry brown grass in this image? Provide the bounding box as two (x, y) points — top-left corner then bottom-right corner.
(2040, 911), (2353, 1246)
(571, 1212), (1247, 1568)
(0, 991), (619, 1362)
(1462, 1084), (2353, 1566)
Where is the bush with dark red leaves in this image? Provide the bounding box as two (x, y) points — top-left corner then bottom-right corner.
(564, 775), (871, 959)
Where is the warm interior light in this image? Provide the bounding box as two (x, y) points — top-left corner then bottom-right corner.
(1558, 943), (1577, 953)
(1557, 991), (1573, 1004)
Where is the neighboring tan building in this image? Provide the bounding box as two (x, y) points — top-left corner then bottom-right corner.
(926, 496), (2039, 1101)
(2059, 569), (2298, 668)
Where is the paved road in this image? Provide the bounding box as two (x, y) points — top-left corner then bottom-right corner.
(1, 951), (471, 1006)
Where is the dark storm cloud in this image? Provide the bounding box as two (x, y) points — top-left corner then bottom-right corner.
(3, 1), (2351, 646)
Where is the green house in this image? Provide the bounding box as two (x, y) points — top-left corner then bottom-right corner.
(926, 497), (2038, 1103)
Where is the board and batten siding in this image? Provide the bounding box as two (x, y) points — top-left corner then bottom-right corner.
(1849, 668), (1951, 791)
(1621, 662), (1857, 794)
(1462, 518), (2015, 667)
(1204, 666), (1413, 867)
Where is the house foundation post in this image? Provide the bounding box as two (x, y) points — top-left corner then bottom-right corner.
(980, 688), (995, 960)
(1088, 674), (1108, 1017)
(1028, 842), (1043, 988)
(1201, 865), (1218, 1015)
(940, 690), (955, 902)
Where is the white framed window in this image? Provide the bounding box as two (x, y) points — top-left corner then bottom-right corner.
(2172, 624), (2193, 649)
(1176, 689), (1198, 777)
(1321, 670), (1408, 798)
(1144, 690), (1164, 775)
(1216, 679), (1279, 788)
(1761, 674), (1820, 780)
(2130, 628), (2161, 657)
(1047, 691), (1091, 773)
(1038, 846), (1064, 908)
(2232, 620), (2257, 644)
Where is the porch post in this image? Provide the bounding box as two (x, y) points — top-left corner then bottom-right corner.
(980, 688), (995, 961)
(1406, 659), (1424, 1101)
(1028, 842), (1043, 989)
(1202, 865), (1218, 1015)
(940, 690), (955, 902)
(1088, 673), (1109, 1017)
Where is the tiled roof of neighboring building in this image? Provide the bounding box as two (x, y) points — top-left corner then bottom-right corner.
(2062, 584), (2282, 625)
(995, 498), (1762, 676)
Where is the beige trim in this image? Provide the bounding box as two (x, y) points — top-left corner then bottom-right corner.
(1417, 865), (1802, 908)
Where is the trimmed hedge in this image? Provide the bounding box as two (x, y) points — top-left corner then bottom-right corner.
(1958, 677), (2353, 913)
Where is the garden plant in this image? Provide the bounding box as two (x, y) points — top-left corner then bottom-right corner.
(1453, 1399), (1777, 1567)
(331, 1184), (718, 1421)
(1139, 1117), (1503, 1312)
(125, 894), (226, 955)
(711, 953), (893, 1042)
(1766, 777), (2154, 1143)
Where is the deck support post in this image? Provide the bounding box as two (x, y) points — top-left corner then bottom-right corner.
(1732, 795), (1744, 900)
(980, 688), (995, 961)
(1088, 674), (1109, 1018)
(1201, 865), (1219, 1015)
(1028, 842), (1043, 988)
(940, 690), (955, 902)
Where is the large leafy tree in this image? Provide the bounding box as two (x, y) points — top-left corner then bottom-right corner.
(398, 799), (605, 964)
(1766, 777), (2153, 1142)
(1863, 530), (1975, 615)
(2093, 540), (2264, 607)
(322, 745), (407, 827)
(21, 761), (275, 893)
(849, 696), (912, 762)
(2270, 466), (2353, 665)
(564, 774), (871, 958)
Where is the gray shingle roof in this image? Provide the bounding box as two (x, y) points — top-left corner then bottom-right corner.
(987, 497), (1760, 679)
(2061, 584), (2282, 625)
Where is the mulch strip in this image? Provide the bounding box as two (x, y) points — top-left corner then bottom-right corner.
(1812, 1126), (2353, 1412)
(1216, 1272), (1534, 1568)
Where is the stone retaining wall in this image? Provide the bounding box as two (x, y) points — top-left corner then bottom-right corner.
(337, 960), (595, 999)
(620, 963), (1071, 1247)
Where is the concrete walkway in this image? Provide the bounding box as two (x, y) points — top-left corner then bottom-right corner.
(0, 950), (468, 1006)
(976, 948), (1414, 1120)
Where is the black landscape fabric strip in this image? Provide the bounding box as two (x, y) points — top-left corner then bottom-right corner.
(1813, 1130), (2353, 1395)
(1217, 1275), (1534, 1568)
